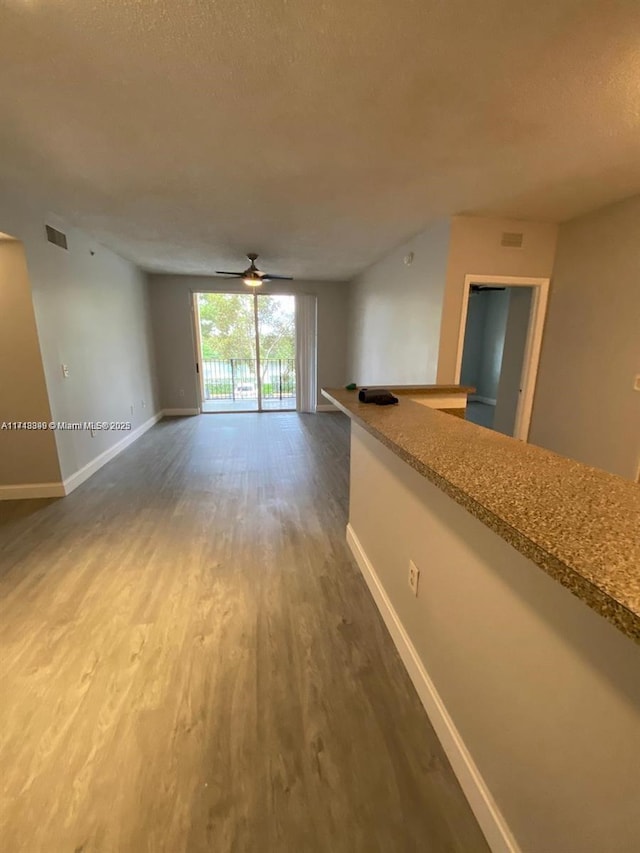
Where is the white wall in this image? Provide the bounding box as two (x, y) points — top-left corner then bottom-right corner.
(480, 291), (509, 401)
(461, 290), (510, 402)
(437, 216), (558, 383)
(347, 220), (451, 385)
(0, 238), (60, 487)
(349, 423), (640, 853)
(494, 288), (533, 437)
(148, 275), (349, 411)
(529, 195), (640, 479)
(0, 195), (159, 483)
(460, 292), (486, 391)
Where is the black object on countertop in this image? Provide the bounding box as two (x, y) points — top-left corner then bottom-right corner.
(358, 388), (399, 406)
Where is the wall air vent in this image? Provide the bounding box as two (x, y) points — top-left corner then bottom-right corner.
(45, 224), (68, 250)
(501, 232), (523, 248)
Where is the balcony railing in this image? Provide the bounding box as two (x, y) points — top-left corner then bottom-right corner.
(201, 358), (296, 401)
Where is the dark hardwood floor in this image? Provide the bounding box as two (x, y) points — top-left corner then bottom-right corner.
(0, 413), (488, 852)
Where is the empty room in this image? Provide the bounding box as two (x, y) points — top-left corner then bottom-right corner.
(1, 2), (639, 852)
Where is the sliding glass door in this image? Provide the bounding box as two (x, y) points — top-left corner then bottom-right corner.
(256, 293), (296, 410)
(195, 292), (296, 413)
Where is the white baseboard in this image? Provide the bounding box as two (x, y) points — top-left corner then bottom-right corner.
(346, 523), (519, 853)
(469, 395), (497, 406)
(63, 412), (162, 495)
(162, 408), (200, 416)
(0, 481), (66, 501)
(316, 403), (338, 412)
(2, 412), (164, 501)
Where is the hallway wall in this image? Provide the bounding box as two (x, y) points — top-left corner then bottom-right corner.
(437, 216), (558, 383)
(0, 237), (60, 489)
(494, 288), (533, 436)
(0, 194), (159, 485)
(460, 289), (510, 403)
(529, 195), (640, 479)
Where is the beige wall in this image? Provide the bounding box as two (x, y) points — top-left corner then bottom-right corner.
(148, 275), (349, 411)
(0, 195), (159, 483)
(0, 238), (60, 486)
(437, 216), (558, 382)
(345, 215), (557, 390)
(347, 220), (451, 385)
(529, 195), (640, 480)
(349, 423), (640, 853)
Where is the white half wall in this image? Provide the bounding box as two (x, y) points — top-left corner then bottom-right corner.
(348, 422), (640, 853)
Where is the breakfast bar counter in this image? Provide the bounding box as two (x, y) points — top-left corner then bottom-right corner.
(322, 386), (640, 641)
(322, 384), (640, 853)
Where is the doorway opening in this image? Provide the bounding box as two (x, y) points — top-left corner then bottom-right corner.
(454, 275), (549, 440)
(194, 292), (296, 413)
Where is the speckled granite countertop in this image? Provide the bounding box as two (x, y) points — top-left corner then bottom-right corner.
(322, 387), (640, 643)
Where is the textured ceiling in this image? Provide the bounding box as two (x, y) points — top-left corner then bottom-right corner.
(1, 0), (639, 280)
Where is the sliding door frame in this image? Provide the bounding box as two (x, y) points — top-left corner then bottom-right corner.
(190, 292), (205, 412)
(252, 293), (264, 412)
(192, 290), (297, 414)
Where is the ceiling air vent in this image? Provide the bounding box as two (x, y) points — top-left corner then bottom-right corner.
(45, 224), (68, 250)
(501, 231), (523, 248)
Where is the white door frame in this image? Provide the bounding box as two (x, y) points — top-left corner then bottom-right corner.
(191, 293), (205, 412)
(454, 274), (550, 441)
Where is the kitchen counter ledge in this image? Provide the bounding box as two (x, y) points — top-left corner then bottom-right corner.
(322, 386), (640, 642)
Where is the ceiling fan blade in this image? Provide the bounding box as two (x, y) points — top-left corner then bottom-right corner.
(214, 271), (244, 276)
(263, 274), (294, 281)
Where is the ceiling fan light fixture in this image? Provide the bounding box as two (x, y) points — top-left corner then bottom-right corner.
(215, 253), (292, 286)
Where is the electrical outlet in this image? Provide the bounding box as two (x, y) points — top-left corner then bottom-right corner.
(61, 363), (70, 378)
(408, 560), (420, 596)
(141, 399), (146, 409)
(179, 389), (185, 397)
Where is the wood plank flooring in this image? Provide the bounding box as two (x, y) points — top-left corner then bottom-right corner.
(0, 413), (488, 852)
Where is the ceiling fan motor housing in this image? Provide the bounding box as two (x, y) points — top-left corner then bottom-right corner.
(213, 253), (293, 284)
